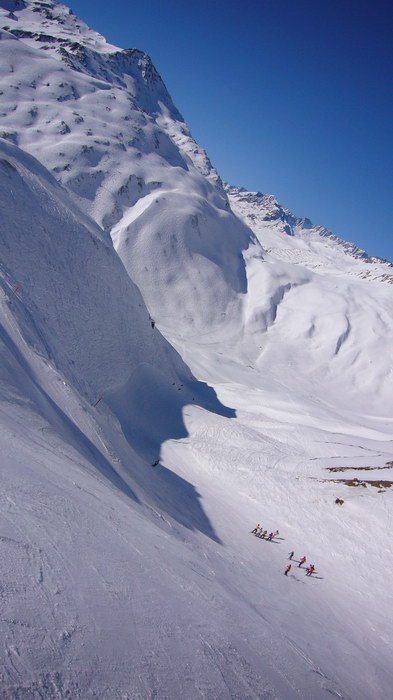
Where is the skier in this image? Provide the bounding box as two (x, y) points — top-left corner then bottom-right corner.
(298, 555), (306, 568)
(306, 564), (315, 576)
(252, 523), (260, 534)
(284, 564), (291, 576)
(267, 532), (274, 541)
(288, 551), (294, 560)
(273, 530), (279, 538)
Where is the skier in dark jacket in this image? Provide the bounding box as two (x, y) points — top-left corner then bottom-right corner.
(288, 551), (294, 560)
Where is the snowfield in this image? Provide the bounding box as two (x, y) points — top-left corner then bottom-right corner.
(0, 1), (392, 698)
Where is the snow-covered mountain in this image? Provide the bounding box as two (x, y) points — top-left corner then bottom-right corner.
(0, 0), (250, 337)
(225, 184), (393, 283)
(0, 2), (392, 698)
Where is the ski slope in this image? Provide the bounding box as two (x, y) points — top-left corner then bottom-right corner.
(0, 2), (393, 698)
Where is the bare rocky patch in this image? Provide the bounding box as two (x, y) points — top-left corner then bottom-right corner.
(324, 477), (392, 491)
(326, 461), (393, 473)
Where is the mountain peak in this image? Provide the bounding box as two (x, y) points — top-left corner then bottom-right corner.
(1, 0), (116, 50)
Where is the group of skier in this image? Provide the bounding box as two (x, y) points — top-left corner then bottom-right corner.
(251, 524), (279, 541)
(252, 524), (318, 578)
(285, 555), (315, 576)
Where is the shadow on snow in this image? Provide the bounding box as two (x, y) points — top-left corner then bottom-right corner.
(1, 320), (235, 543)
(106, 362), (236, 544)
(0, 321), (139, 503)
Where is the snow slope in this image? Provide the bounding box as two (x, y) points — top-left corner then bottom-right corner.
(3, 125), (389, 700)
(0, 0), (251, 335)
(0, 2), (393, 698)
(210, 184), (393, 415)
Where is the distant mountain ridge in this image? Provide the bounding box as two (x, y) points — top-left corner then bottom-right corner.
(225, 183), (393, 284)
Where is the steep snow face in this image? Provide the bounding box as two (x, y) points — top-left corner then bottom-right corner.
(0, 138), (187, 400)
(0, 1), (251, 334)
(0, 134), (242, 478)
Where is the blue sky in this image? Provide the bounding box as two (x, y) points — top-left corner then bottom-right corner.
(69, 0), (393, 260)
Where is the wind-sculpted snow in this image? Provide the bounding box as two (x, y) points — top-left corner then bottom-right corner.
(0, 138), (186, 398)
(0, 137), (240, 488)
(112, 189), (250, 336)
(1, 3), (393, 699)
(220, 184), (393, 415)
(0, 2), (244, 333)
